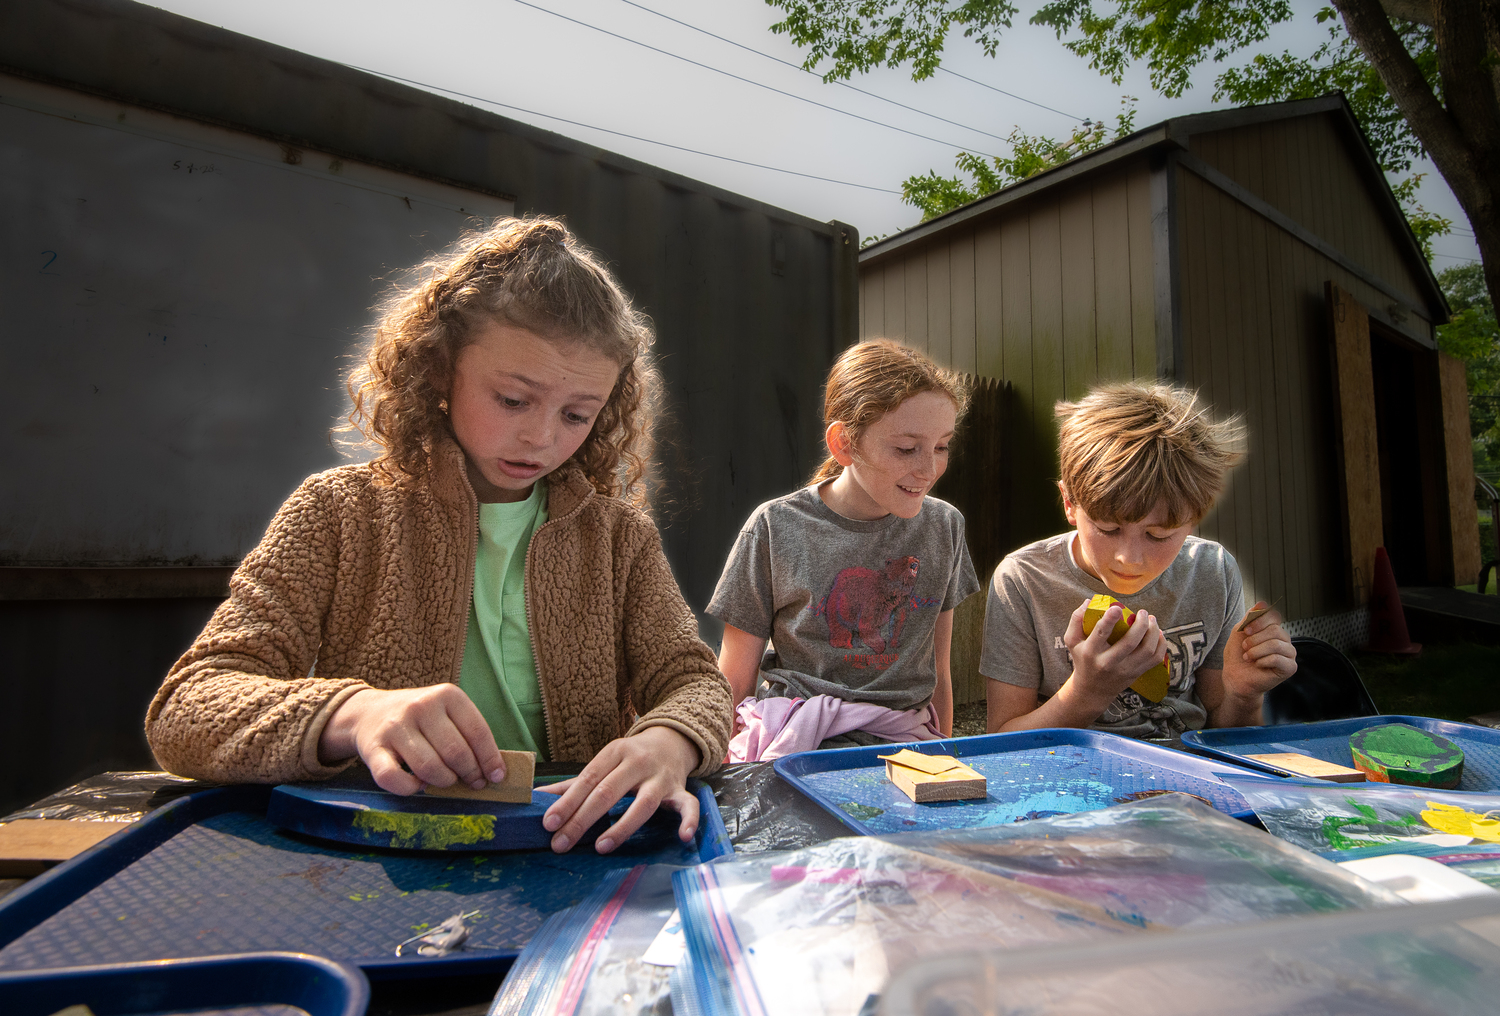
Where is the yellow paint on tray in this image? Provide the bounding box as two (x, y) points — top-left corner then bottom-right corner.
(351, 810), (497, 850)
(1420, 802), (1500, 843)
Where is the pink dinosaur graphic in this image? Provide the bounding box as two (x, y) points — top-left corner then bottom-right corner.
(815, 556), (922, 653)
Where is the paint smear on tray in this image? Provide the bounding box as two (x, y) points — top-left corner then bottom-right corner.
(975, 781), (1118, 826)
(351, 810), (496, 849)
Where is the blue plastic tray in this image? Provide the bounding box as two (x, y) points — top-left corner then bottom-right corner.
(1181, 715), (1500, 791)
(773, 729), (1263, 836)
(0, 951), (368, 1016)
(0, 783), (730, 981)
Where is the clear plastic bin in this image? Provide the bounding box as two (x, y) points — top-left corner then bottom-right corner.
(881, 893), (1500, 1016)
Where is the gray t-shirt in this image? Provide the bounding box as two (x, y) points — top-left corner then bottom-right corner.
(980, 532), (1244, 738)
(708, 485), (980, 711)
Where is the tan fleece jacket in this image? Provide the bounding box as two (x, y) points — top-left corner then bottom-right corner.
(145, 438), (732, 784)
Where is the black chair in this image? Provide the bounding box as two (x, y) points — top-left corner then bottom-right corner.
(1262, 636), (1380, 725)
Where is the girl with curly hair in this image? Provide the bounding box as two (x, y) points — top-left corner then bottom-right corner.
(147, 218), (733, 854)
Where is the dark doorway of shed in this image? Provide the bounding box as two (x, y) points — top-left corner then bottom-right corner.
(1369, 323), (1442, 585)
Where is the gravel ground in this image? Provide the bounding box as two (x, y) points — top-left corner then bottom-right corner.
(953, 700), (987, 737)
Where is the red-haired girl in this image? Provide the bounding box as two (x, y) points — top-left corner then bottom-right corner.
(709, 340), (979, 761)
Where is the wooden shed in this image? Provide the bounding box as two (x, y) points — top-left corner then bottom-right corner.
(860, 95), (1482, 693)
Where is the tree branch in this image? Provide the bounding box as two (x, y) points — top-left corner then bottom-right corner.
(1432, 0), (1500, 160)
(1334, 0), (1482, 207)
(1336, 0), (1500, 313)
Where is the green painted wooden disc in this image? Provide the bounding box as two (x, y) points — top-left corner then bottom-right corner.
(1348, 724), (1464, 789)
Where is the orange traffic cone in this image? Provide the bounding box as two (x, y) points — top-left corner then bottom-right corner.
(1366, 546), (1421, 655)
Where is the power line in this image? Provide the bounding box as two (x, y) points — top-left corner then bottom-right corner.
(347, 65), (903, 194)
(611, 0), (1017, 144)
(937, 67), (1085, 121)
(510, 0), (999, 157)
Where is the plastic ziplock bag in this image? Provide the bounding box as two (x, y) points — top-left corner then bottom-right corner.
(1223, 774), (1500, 884)
(672, 795), (1398, 1016)
(490, 863), (681, 1016)
(896, 791), (1403, 927)
(882, 892), (1500, 1016)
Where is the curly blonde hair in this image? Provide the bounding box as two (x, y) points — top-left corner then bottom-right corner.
(346, 217), (658, 499)
(1055, 382), (1246, 528)
(810, 339), (972, 484)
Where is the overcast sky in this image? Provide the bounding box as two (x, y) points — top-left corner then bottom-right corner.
(146, 0), (1481, 270)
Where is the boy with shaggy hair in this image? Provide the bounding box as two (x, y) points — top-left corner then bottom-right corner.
(981, 382), (1298, 737)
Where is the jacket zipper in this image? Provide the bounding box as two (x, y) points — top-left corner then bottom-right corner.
(452, 482), (480, 684)
(524, 480), (594, 759)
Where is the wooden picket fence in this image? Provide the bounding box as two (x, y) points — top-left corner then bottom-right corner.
(931, 374), (1014, 704)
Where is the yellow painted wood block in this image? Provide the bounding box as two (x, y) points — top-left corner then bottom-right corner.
(1080, 594), (1170, 702)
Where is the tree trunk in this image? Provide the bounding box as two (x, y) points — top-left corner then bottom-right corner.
(1334, 0), (1500, 311)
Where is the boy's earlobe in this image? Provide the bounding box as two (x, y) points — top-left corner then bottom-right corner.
(1057, 482), (1078, 525)
(827, 422), (855, 467)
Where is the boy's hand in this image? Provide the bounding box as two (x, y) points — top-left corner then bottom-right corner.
(539, 725), (700, 855)
(1062, 598), (1168, 711)
(1222, 601), (1298, 699)
(318, 685), (507, 795)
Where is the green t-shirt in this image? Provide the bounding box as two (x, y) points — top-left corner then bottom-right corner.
(458, 481), (550, 758)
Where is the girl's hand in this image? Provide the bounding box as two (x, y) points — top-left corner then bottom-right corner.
(318, 685), (507, 795)
(1223, 602), (1298, 698)
(1061, 598), (1168, 711)
(539, 725), (701, 854)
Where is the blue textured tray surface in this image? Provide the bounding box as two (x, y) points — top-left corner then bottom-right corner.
(773, 730), (1259, 836)
(1181, 716), (1500, 791)
(0, 784), (725, 978)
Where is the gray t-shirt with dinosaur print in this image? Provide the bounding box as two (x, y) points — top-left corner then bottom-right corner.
(708, 485), (980, 711)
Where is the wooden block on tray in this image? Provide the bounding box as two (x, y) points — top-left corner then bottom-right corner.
(880, 748), (988, 803)
(0, 819), (127, 876)
(1244, 752), (1366, 782)
(423, 749), (536, 803)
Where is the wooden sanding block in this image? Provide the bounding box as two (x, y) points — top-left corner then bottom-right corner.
(880, 749), (988, 803)
(1244, 752), (1366, 783)
(1081, 594), (1171, 702)
(1235, 605), (1272, 633)
(423, 749), (536, 803)
(0, 819), (127, 877)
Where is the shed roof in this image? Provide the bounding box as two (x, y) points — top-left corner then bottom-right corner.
(859, 95), (1447, 321)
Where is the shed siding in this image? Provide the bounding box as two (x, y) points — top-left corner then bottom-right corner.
(1191, 116), (1430, 316)
(857, 165), (1157, 552)
(1175, 168), (1439, 619)
(858, 99), (1459, 643)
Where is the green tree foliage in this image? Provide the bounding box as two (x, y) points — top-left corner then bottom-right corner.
(902, 99), (1137, 220)
(1436, 263), (1500, 481)
(770, 0), (1449, 251)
